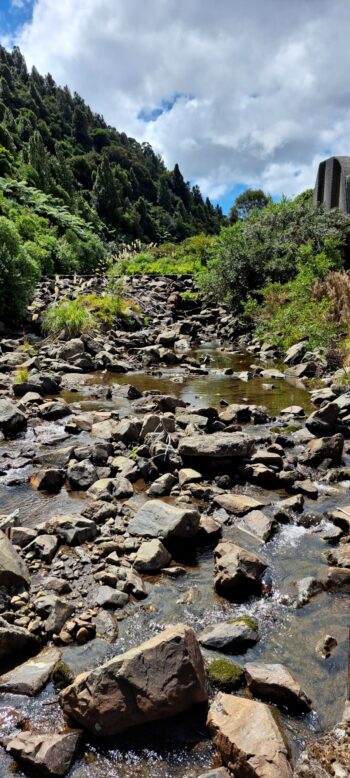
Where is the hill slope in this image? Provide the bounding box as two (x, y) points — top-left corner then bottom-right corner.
(0, 45), (223, 247)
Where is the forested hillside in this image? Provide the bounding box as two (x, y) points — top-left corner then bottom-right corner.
(0, 45), (224, 317)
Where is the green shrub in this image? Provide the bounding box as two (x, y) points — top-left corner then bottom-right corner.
(205, 197), (350, 309)
(14, 366), (29, 384)
(0, 215), (39, 319)
(208, 659), (244, 691)
(43, 298), (93, 337)
(246, 240), (343, 351)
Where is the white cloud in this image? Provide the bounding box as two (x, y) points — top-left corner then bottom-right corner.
(9, 0), (350, 202)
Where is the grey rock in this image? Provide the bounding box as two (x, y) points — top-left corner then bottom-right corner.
(0, 530), (30, 590)
(133, 539), (171, 572)
(94, 586), (129, 609)
(199, 618), (259, 653)
(128, 499), (200, 541)
(0, 399), (27, 438)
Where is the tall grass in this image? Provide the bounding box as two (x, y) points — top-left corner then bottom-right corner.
(43, 298), (93, 338)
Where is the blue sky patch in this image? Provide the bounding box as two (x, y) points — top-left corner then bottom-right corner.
(138, 93), (188, 123)
(0, 0), (34, 39)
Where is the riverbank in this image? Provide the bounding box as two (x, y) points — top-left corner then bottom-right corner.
(0, 273), (349, 777)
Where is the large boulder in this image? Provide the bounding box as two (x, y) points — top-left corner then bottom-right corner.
(128, 500), (200, 541)
(305, 403), (339, 436)
(0, 399), (27, 438)
(0, 531), (30, 590)
(178, 432), (254, 459)
(6, 731), (81, 776)
(214, 540), (267, 600)
(60, 624), (208, 735)
(245, 662), (312, 712)
(300, 433), (344, 466)
(207, 693), (292, 778)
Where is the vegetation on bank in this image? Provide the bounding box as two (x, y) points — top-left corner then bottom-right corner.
(111, 233), (218, 277)
(43, 282), (140, 338)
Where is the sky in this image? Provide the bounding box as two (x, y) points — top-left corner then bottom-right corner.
(1, 0), (350, 212)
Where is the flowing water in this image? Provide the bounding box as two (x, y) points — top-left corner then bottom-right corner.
(0, 344), (349, 777)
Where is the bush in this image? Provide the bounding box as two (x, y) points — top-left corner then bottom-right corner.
(246, 239), (344, 351)
(109, 234), (218, 276)
(0, 215), (39, 319)
(206, 197), (350, 309)
(43, 298), (94, 338)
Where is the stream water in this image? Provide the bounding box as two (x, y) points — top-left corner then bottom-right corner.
(0, 344), (349, 777)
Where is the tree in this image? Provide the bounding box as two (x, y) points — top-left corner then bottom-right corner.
(172, 163), (190, 209)
(28, 130), (49, 189)
(230, 188), (271, 221)
(158, 175), (172, 211)
(92, 153), (118, 225)
(72, 106), (90, 148)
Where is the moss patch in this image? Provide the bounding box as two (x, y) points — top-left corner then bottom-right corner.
(227, 616), (258, 631)
(51, 660), (75, 689)
(208, 658), (244, 691)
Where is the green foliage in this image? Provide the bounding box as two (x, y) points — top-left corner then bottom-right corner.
(44, 283), (137, 337)
(207, 195), (350, 309)
(208, 659), (244, 691)
(43, 298), (94, 338)
(14, 366), (29, 384)
(0, 215), (39, 319)
(230, 187), (271, 222)
(246, 239), (344, 351)
(110, 233), (218, 276)
(0, 44), (223, 248)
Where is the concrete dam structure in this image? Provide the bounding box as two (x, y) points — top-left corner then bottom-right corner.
(313, 156), (350, 213)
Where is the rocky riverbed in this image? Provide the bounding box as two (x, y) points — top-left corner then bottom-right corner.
(0, 273), (350, 777)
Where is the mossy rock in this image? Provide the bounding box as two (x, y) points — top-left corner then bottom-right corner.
(51, 660), (75, 690)
(226, 616), (258, 631)
(208, 658), (245, 691)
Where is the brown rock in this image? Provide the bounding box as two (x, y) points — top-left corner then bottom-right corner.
(6, 731), (81, 776)
(245, 662), (312, 712)
(60, 624), (207, 735)
(207, 693), (292, 778)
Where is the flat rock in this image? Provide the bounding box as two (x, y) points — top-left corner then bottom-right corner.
(213, 493), (269, 515)
(207, 693), (292, 777)
(245, 661), (312, 712)
(0, 646), (61, 695)
(6, 731), (81, 776)
(46, 515), (97, 546)
(199, 618), (259, 653)
(178, 432), (254, 459)
(128, 499), (200, 541)
(60, 624), (208, 735)
(239, 510), (277, 541)
(0, 530), (30, 590)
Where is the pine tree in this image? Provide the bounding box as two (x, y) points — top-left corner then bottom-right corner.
(172, 163), (190, 209)
(92, 153), (118, 225)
